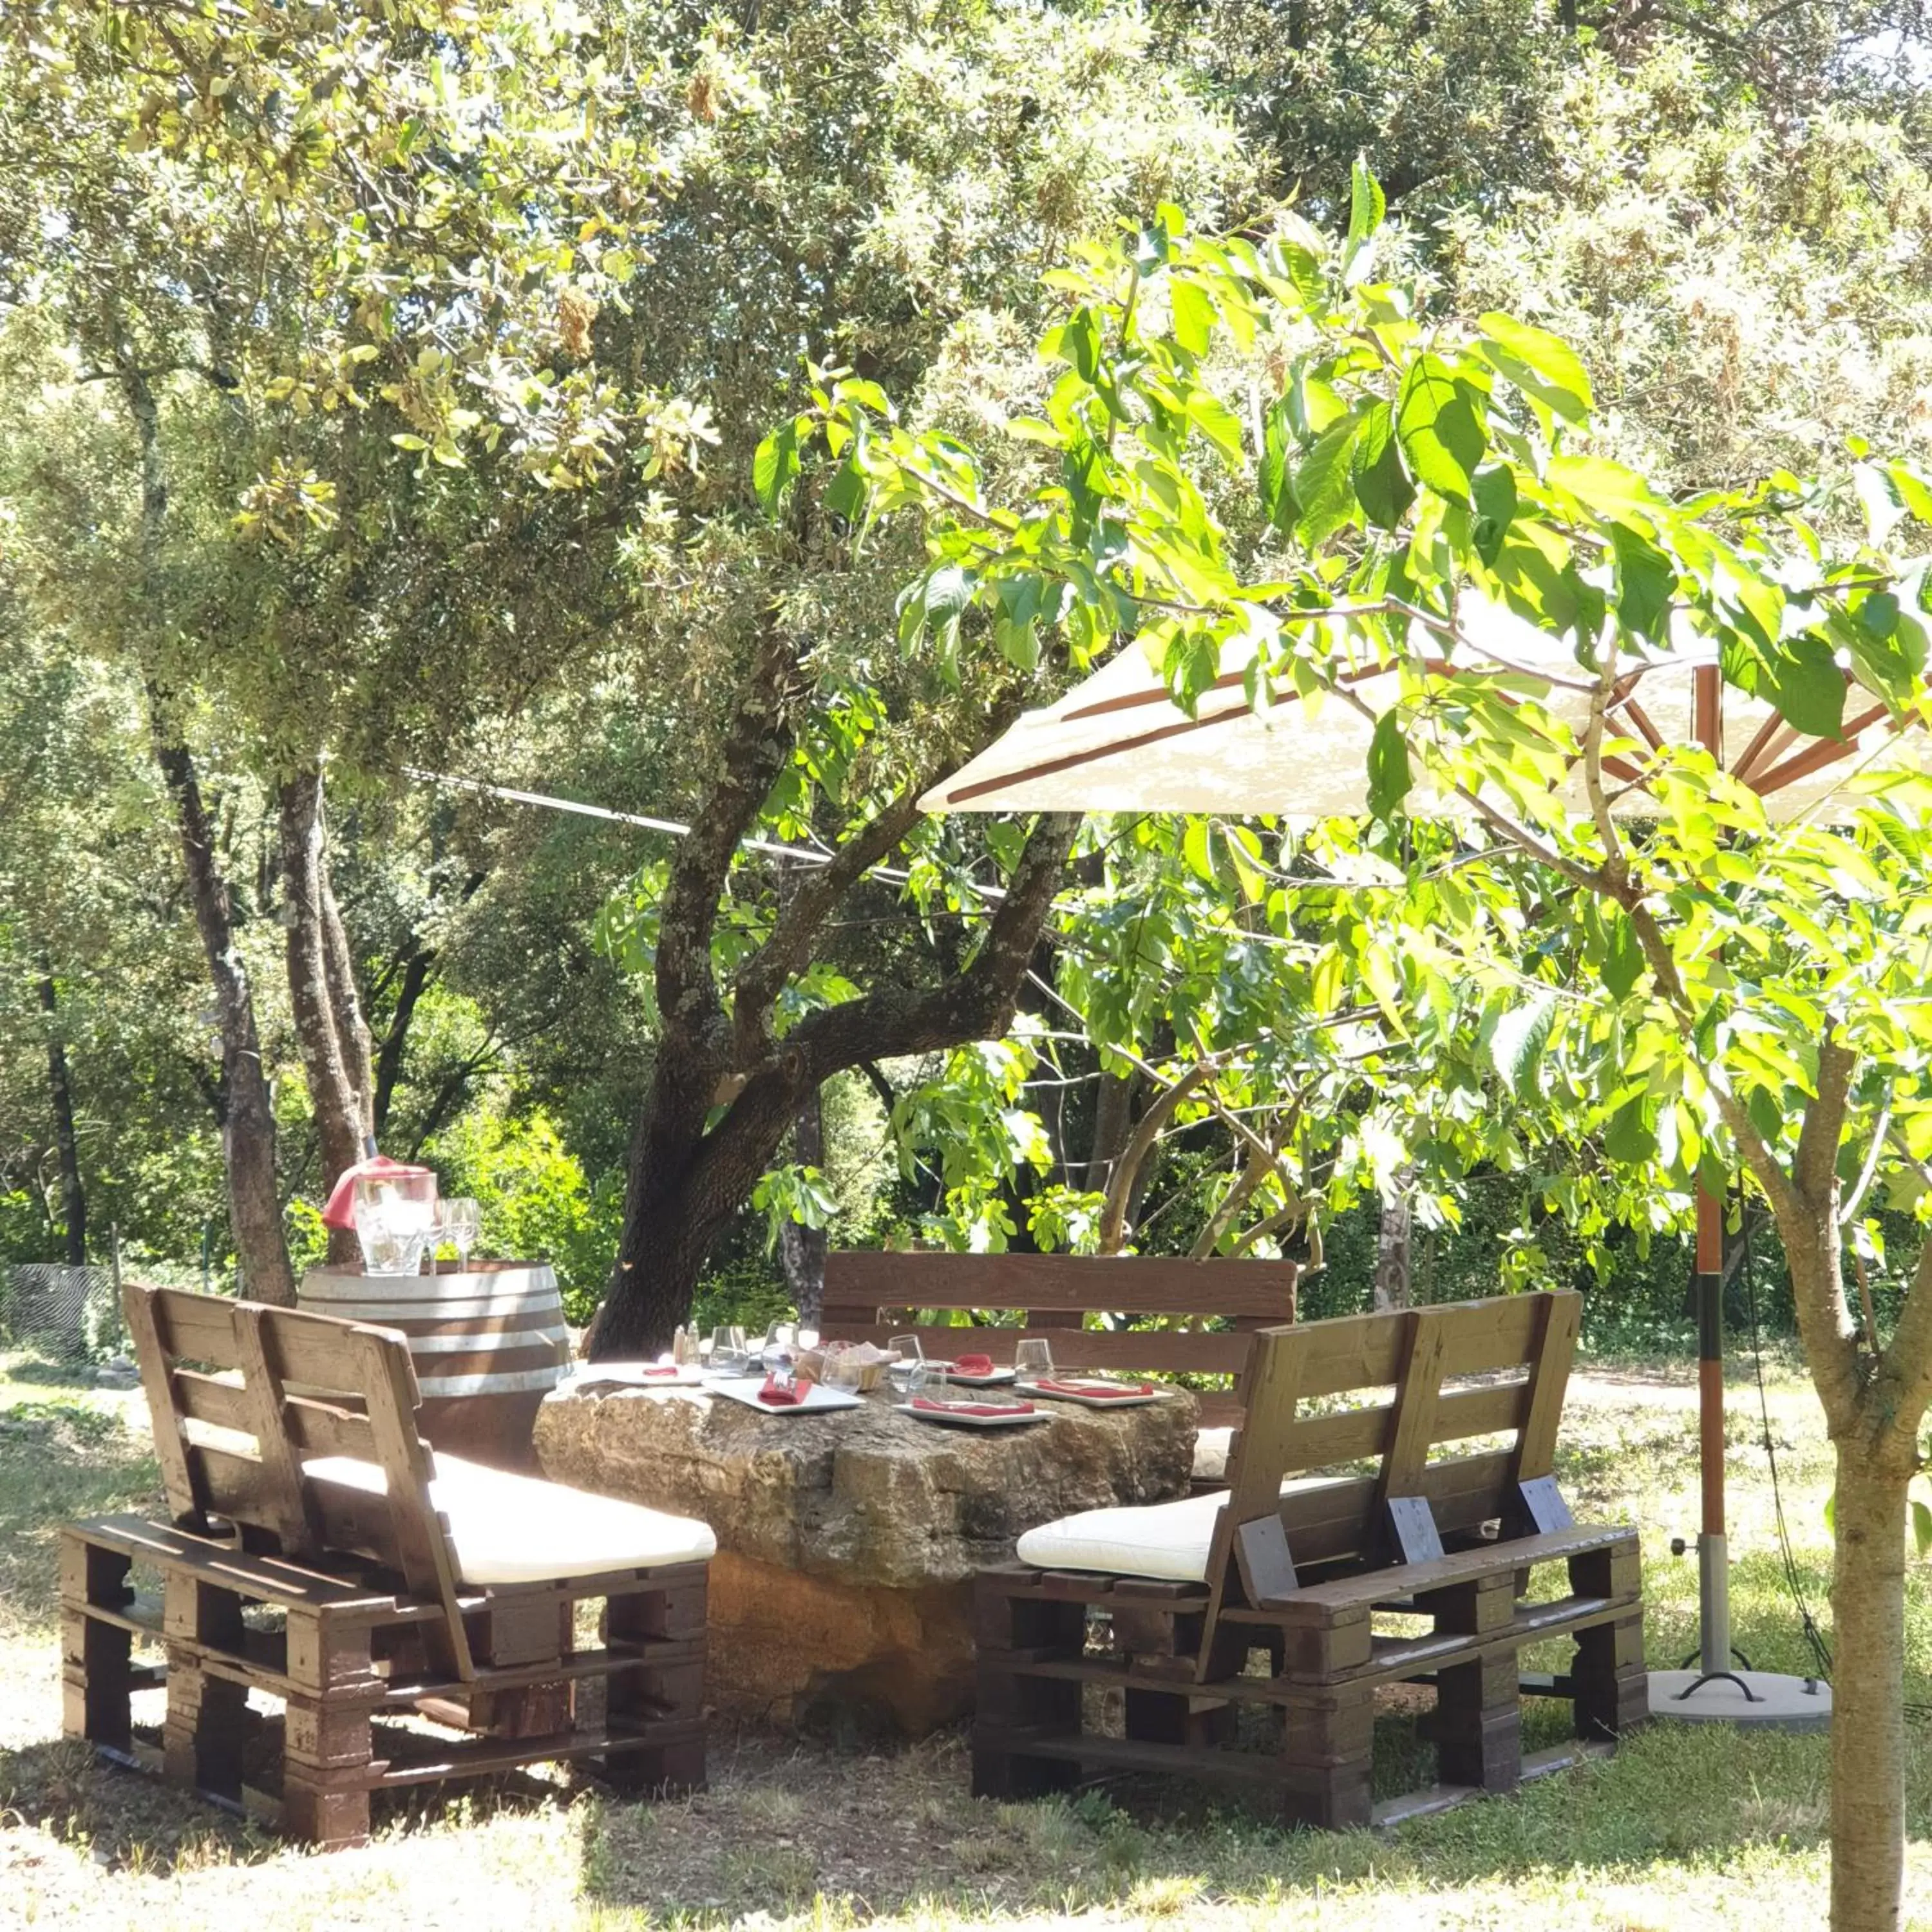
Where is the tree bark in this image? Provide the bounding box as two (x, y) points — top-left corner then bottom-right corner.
(374, 942), (435, 1135)
(778, 1084), (828, 1325)
(1084, 1068), (1139, 1195)
(279, 767), (371, 1265)
(1374, 1177), (1415, 1311)
(38, 972), (86, 1265)
(1829, 1448), (1913, 1932)
(153, 723), (296, 1305)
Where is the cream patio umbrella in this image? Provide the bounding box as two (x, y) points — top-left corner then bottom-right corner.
(924, 594), (1929, 1729)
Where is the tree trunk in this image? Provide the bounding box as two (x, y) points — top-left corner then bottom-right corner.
(1083, 1068), (1139, 1195)
(1830, 1448), (1913, 1932)
(153, 723), (295, 1305)
(778, 1084), (828, 1325)
(374, 942), (435, 1135)
(38, 972), (86, 1265)
(1373, 1182), (1414, 1311)
(279, 768), (370, 1265)
(592, 1064), (803, 1357)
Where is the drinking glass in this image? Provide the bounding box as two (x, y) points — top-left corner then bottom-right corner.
(354, 1200), (424, 1276)
(1014, 1338), (1055, 1383)
(887, 1334), (923, 1394)
(710, 1325), (748, 1373)
(442, 1197), (482, 1273)
(762, 1321), (795, 1383)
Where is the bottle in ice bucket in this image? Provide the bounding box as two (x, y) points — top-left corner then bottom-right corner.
(351, 1166), (440, 1276)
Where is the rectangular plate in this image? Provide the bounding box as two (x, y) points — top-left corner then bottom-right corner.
(895, 1402), (1049, 1430)
(708, 1376), (867, 1415)
(1018, 1381), (1170, 1410)
(552, 1362), (706, 1392)
(926, 1365), (1018, 1387)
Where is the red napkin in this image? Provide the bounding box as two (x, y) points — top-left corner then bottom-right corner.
(912, 1395), (1035, 1417)
(757, 1374), (812, 1406)
(953, 1354), (997, 1377)
(639, 1365), (683, 1379)
(1035, 1378), (1155, 1399)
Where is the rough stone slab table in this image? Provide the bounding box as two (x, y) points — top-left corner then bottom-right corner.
(533, 1380), (1197, 1737)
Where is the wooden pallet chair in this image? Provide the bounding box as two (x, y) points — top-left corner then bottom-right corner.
(61, 1283), (714, 1848)
(971, 1290), (1646, 1828)
(822, 1252), (1299, 1428)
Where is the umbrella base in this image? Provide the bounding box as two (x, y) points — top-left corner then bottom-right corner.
(1645, 1668), (1831, 1730)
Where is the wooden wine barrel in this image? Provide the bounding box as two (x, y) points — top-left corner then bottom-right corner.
(297, 1260), (570, 1470)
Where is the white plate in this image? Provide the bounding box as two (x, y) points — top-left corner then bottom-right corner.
(1018, 1381), (1170, 1409)
(895, 1401), (1050, 1430)
(553, 1362), (706, 1391)
(930, 1365), (1018, 1387)
(708, 1376), (866, 1415)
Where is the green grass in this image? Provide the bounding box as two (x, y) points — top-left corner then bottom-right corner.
(4, 1347), (1932, 1927)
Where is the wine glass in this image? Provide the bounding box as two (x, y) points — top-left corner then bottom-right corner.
(887, 1334), (923, 1394)
(1015, 1337), (1055, 1384)
(442, 1197), (482, 1274)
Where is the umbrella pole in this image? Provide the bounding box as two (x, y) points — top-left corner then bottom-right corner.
(1646, 662), (1828, 1728)
(1694, 1185), (1732, 1678)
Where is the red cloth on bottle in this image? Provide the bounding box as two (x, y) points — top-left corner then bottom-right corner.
(321, 1154), (435, 1231)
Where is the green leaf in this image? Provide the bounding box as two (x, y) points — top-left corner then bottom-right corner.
(1259, 400), (1293, 535)
(752, 421), (800, 515)
(1604, 1094), (1656, 1166)
(1293, 415), (1361, 547)
(1470, 464), (1517, 567)
(1602, 911), (1644, 1000)
(1396, 354), (1485, 502)
(1351, 401), (1415, 531)
(1473, 313), (1594, 426)
(1913, 1498), (1932, 1561)
(1347, 156), (1385, 254)
(823, 455), (867, 522)
(1488, 991), (1559, 1100)
(1366, 710), (1413, 819)
(1170, 278), (1215, 357)
(1186, 388), (1246, 466)
(1609, 522), (1674, 643)
(1763, 634), (1849, 740)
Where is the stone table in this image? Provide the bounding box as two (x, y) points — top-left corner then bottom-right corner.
(534, 1381), (1197, 1736)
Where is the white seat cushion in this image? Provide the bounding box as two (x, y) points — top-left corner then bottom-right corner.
(302, 1452), (716, 1586)
(1015, 1477), (1349, 1584)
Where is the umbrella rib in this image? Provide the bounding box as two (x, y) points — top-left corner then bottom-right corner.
(1751, 704), (1896, 797)
(1730, 707), (1794, 784)
(945, 699), (1260, 805)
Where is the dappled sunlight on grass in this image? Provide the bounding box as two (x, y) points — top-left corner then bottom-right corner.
(4, 1347), (1931, 1929)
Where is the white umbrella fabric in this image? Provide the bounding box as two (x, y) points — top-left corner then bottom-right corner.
(922, 595), (1927, 822)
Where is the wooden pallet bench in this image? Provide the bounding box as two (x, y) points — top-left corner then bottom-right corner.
(62, 1285), (714, 1847)
(972, 1291), (1646, 1828)
(822, 1252), (1298, 1426)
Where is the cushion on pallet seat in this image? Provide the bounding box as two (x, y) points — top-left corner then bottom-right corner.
(1015, 1476), (1347, 1584)
(303, 1452), (717, 1586)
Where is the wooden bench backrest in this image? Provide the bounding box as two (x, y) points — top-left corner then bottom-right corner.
(1200, 1290), (1582, 1644)
(123, 1283), (472, 1674)
(820, 1252), (1300, 1426)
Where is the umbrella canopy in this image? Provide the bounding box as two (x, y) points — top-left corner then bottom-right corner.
(922, 596), (1929, 822)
